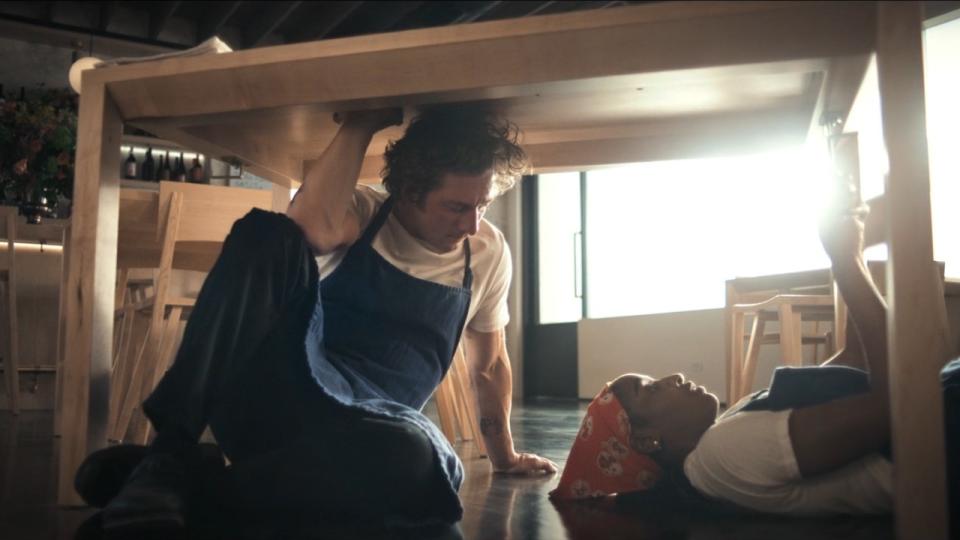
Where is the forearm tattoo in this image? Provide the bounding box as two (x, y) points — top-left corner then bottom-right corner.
(480, 417), (503, 437)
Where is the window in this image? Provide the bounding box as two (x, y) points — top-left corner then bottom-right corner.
(532, 14), (959, 319)
(925, 16), (960, 278)
(536, 172), (583, 324)
(584, 148), (831, 318)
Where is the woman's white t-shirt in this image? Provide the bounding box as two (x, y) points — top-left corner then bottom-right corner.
(683, 409), (893, 515)
(315, 185), (511, 333)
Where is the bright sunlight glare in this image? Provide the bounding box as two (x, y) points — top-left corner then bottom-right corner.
(585, 146), (832, 318)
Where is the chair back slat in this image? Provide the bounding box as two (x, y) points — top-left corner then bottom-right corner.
(159, 182), (272, 244)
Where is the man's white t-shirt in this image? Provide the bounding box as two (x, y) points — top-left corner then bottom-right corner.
(315, 185), (511, 333)
(683, 409), (893, 515)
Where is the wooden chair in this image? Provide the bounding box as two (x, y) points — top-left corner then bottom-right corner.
(726, 273), (837, 405)
(731, 190), (943, 408)
(434, 341), (487, 457)
(110, 182), (272, 444)
(1, 207), (21, 414)
(726, 132), (867, 406)
(727, 289), (836, 404)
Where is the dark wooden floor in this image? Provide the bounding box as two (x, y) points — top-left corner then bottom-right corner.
(0, 401), (894, 540)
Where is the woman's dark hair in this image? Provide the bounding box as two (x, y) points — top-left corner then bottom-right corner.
(381, 105), (528, 202)
(614, 467), (750, 517)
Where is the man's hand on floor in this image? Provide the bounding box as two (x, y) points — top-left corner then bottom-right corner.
(493, 452), (558, 475)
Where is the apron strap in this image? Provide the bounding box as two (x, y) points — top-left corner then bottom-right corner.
(462, 238), (473, 290)
(359, 195), (396, 245)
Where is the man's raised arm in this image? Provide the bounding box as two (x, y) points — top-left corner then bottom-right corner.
(287, 109), (402, 255)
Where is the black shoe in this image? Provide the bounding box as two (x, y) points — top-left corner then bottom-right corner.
(75, 444), (149, 508)
(75, 443), (224, 509)
(74, 511), (104, 540)
(101, 452), (195, 537)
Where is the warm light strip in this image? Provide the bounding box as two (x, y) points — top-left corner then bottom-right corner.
(121, 146), (203, 161)
(0, 243), (64, 253)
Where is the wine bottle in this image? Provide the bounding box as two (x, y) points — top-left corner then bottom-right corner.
(175, 152), (187, 182)
(159, 151), (172, 181)
(140, 146), (155, 181)
(189, 156), (204, 183)
(124, 147), (138, 179)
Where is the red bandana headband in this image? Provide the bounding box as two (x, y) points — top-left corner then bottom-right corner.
(549, 384), (661, 500)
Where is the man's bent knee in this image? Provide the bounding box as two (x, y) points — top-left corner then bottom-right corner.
(217, 209), (314, 274)
(346, 418), (438, 492)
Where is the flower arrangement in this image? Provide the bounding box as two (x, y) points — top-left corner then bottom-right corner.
(0, 88), (78, 212)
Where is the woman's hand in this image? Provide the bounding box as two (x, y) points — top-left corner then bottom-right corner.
(493, 452), (558, 475)
(818, 182), (868, 264)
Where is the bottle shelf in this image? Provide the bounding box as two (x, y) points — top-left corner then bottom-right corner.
(120, 134), (205, 183)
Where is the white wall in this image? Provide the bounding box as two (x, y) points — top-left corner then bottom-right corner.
(578, 310), (724, 399)
(577, 309), (826, 404)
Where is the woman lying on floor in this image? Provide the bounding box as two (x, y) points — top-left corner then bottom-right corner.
(550, 194), (959, 526)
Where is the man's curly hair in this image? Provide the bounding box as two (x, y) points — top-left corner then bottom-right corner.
(381, 106), (528, 202)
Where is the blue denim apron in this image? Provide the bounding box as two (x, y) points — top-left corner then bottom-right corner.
(732, 365), (871, 414)
(303, 196), (472, 516)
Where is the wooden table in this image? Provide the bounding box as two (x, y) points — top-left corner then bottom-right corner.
(64, 2), (950, 537)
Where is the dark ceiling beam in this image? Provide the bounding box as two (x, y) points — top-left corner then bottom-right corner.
(43, 1), (57, 23)
(526, 1), (555, 16)
(97, 2), (115, 32)
(473, 1), (548, 21)
(244, 1), (302, 48)
(368, 1), (424, 33)
(148, 1), (179, 40)
(197, 1), (241, 43)
(532, 1), (608, 16)
(287, 1), (362, 42)
(452, 1), (502, 24)
(0, 12), (185, 51)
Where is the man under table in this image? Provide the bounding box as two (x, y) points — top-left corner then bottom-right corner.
(78, 106), (557, 538)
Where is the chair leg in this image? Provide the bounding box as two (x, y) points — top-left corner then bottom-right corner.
(450, 350), (487, 458)
(450, 364), (474, 442)
(811, 321), (821, 365)
(112, 316), (163, 442)
(728, 311), (745, 406)
(3, 279), (19, 415)
(433, 373), (458, 445)
(739, 316), (766, 402)
(54, 234), (72, 436)
(126, 309), (180, 445)
(108, 309), (147, 435)
(779, 304), (803, 367)
(136, 307), (184, 445)
(112, 269), (130, 362)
